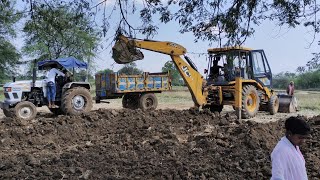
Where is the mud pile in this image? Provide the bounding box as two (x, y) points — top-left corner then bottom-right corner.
(0, 109), (319, 179)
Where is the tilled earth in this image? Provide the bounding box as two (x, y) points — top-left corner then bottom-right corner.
(0, 109), (319, 179)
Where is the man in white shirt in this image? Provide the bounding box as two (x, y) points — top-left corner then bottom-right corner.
(271, 116), (311, 180)
(46, 68), (65, 108)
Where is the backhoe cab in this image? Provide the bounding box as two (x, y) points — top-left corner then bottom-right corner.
(112, 34), (296, 119)
(206, 47), (281, 118)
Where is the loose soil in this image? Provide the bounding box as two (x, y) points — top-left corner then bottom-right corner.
(0, 108), (319, 179)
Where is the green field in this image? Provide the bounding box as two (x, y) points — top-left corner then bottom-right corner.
(0, 87), (3, 101)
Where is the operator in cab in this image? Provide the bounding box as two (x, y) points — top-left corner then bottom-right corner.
(46, 67), (65, 108)
(209, 56), (224, 82)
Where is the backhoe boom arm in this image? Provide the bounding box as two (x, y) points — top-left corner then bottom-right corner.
(114, 35), (207, 107)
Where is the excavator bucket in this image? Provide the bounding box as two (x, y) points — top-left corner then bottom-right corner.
(112, 38), (144, 64)
(277, 94), (298, 113)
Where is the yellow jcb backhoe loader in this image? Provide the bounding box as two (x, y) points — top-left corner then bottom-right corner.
(112, 34), (296, 118)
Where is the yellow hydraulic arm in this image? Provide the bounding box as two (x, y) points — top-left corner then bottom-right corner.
(115, 35), (207, 107)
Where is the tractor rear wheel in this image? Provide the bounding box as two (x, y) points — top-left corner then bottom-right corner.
(268, 95), (279, 115)
(14, 101), (37, 121)
(138, 93), (158, 111)
(61, 87), (93, 115)
(241, 85), (260, 119)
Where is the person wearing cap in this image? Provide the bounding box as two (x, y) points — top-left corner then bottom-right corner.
(286, 81), (294, 96)
(271, 116), (311, 180)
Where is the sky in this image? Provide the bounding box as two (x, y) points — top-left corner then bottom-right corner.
(13, 0), (319, 75)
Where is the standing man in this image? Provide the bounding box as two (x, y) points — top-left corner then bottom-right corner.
(287, 81), (295, 95)
(271, 116), (311, 180)
(46, 67), (65, 108)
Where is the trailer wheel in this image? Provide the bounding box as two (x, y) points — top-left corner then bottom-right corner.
(122, 94), (138, 109)
(268, 95), (279, 115)
(241, 85), (260, 119)
(61, 87), (93, 115)
(95, 96), (101, 104)
(14, 101), (37, 121)
(3, 108), (14, 118)
(138, 93), (158, 111)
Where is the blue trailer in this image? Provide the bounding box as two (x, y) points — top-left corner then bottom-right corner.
(95, 72), (171, 110)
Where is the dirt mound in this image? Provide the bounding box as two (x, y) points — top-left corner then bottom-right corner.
(0, 109), (319, 179)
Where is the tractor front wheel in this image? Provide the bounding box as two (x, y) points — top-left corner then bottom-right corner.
(61, 87), (93, 115)
(14, 101), (37, 121)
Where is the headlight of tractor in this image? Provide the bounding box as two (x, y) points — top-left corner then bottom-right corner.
(4, 87), (12, 92)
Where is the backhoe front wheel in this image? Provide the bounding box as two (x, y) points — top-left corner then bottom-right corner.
(61, 87), (93, 115)
(241, 85), (260, 119)
(268, 95), (279, 115)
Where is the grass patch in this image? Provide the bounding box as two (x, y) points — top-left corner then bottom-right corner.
(157, 90), (192, 104)
(295, 93), (320, 112)
(0, 87), (3, 101)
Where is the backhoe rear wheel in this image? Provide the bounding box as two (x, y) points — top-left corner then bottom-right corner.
(268, 95), (279, 115)
(241, 85), (260, 119)
(14, 101), (37, 121)
(138, 93), (158, 111)
(61, 87), (93, 115)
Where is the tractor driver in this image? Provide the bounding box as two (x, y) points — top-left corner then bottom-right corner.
(46, 67), (65, 108)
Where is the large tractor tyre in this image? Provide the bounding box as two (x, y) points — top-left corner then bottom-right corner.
(48, 108), (64, 115)
(138, 93), (158, 111)
(122, 94), (139, 109)
(210, 105), (223, 113)
(268, 95), (279, 115)
(241, 85), (260, 119)
(14, 101), (37, 121)
(61, 87), (93, 115)
(3, 108), (14, 118)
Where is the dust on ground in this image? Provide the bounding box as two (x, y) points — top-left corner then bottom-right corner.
(0, 108), (319, 179)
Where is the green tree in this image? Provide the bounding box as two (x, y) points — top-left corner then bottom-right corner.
(118, 62), (143, 75)
(97, 68), (114, 74)
(272, 72), (296, 89)
(23, 1), (99, 61)
(84, 0), (319, 46)
(0, 0), (21, 82)
(162, 61), (183, 86)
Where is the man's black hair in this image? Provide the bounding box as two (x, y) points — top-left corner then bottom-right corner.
(285, 116), (311, 135)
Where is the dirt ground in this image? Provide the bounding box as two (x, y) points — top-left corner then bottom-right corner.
(0, 101), (319, 179)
